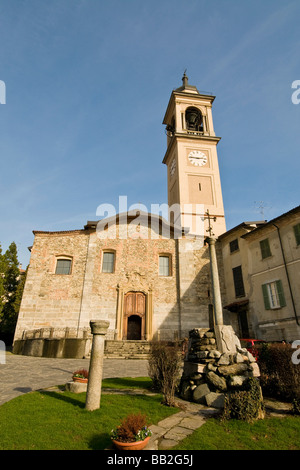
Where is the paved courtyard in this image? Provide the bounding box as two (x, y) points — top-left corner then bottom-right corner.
(0, 352), (149, 406)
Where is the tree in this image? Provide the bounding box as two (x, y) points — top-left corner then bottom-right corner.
(0, 242), (27, 343)
(0, 244), (6, 319)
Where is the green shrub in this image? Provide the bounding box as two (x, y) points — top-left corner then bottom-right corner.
(221, 378), (264, 423)
(258, 343), (300, 402)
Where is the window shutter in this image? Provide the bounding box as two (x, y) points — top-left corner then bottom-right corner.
(276, 280), (286, 308)
(262, 284), (271, 310)
(260, 239), (271, 259)
(232, 266), (245, 297)
(293, 223), (300, 246)
(230, 239), (239, 253)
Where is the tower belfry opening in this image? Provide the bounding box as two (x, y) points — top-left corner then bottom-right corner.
(185, 107), (203, 133)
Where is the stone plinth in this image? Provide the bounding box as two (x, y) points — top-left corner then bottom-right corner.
(214, 325), (241, 354)
(179, 327), (260, 409)
(65, 381), (87, 393)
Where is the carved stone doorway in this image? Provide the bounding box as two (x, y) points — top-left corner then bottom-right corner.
(123, 292), (146, 340)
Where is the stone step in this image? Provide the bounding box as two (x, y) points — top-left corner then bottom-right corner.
(104, 340), (151, 359)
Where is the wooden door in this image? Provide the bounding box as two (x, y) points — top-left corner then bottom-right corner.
(127, 315), (142, 340)
(123, 292), (146, 340)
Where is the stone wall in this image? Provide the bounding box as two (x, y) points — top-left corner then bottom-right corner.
(14, 218), (225, 353)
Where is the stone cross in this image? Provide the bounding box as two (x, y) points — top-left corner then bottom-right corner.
(85, 320), (109, 411)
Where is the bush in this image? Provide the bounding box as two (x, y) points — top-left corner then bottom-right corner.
(258, 343), (300, 402)
(292, 398), (300, 415)
(110, 413), (152, 443)
(221, 378), (264, 423)
(148, 341), (182, 406)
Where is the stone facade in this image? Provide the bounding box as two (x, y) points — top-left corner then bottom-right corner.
(14, 213), (221, 355)
(13, 75), (235, 357)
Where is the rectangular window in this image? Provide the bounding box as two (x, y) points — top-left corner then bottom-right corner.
(260, 238), (272, 259)
(232, 265), (245, 297)
(55, 259), (72, 275)
(102, 252), (115, 273)
(159, 255), (171, 276)
(229, 239), (239, 253)
(293, 223), (300, 246)
(262, 280), (286, 310)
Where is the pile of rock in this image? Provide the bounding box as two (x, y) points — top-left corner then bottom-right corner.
(179, 328), (260, 409)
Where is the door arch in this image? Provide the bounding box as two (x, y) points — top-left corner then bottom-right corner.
(127, 315), (142, 340)
(123, 292), (146, 340)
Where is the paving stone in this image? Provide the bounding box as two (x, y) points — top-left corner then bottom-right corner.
(179, 416), (206, 429)
(149, 424), (166, 438)
(159, 438), (180, 450)
(164, 426), (194, 440)
(157, 412), (186, 428)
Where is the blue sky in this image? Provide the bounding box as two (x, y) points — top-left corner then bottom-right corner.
(0, 0), (299, 266)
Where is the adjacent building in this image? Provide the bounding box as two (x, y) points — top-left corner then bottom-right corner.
(219, 206), (300, 342)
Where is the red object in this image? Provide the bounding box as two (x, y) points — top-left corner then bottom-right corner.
(240, 339), (266, 360)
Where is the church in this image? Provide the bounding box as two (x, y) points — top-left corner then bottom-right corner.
(13, 74), (228, 357)
(13, 75), (300, 357)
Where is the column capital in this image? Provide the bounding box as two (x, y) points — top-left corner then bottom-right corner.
(205, 236), (218, 245)
(89, 320), (110, 335)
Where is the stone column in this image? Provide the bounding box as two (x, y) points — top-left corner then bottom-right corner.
(206, 237), (242, 353)
(85, 320), (109, 411)
(206, 237), (223, 326)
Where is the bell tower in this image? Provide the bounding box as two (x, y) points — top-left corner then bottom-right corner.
(162, 73), (226, 238)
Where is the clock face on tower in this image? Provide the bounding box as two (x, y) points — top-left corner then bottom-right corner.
(170, 158), (176, 177)
(188, 150), (207, 167)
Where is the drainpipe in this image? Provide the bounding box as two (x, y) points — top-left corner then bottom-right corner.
(272, 223), (300, 326)
(175, 238), (182, 340)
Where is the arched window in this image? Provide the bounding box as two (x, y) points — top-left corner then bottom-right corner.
(185, 107), (203, 133)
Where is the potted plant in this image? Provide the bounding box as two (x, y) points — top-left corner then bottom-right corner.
(110, 412), (152, 450)
(72, 368), (89, 383)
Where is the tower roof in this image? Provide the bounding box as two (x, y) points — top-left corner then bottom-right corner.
(174, 71), (200, 94)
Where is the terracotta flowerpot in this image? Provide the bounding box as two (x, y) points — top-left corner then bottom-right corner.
(72, 377), (88, 383)
(112, 436), (150, 451)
